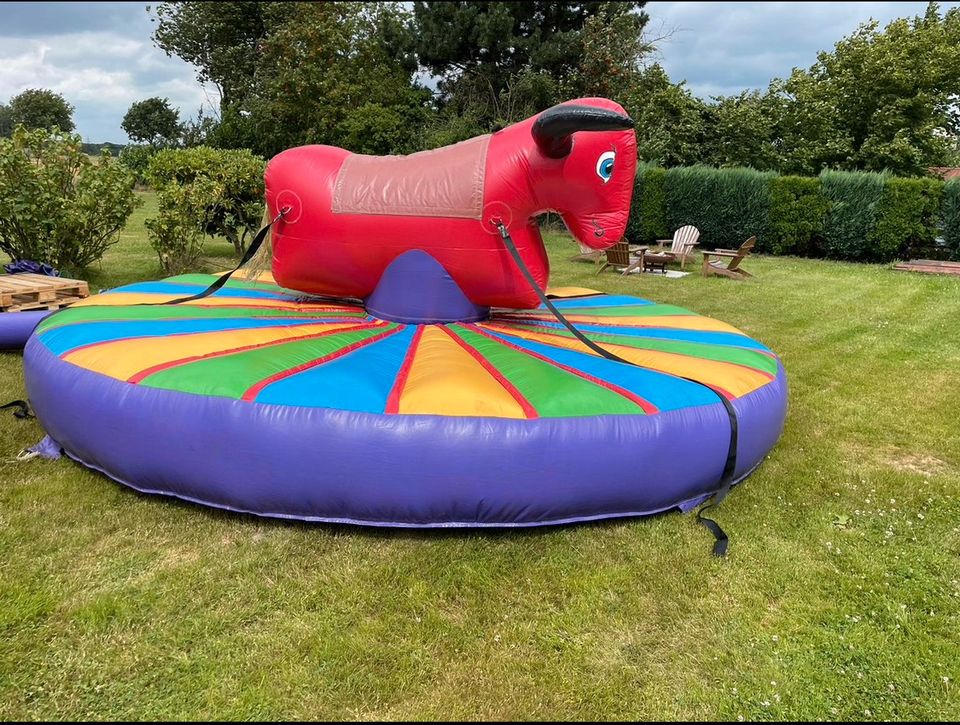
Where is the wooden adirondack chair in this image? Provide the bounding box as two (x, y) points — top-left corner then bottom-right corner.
(569, 242), (603, 265)
(652, 225), (700, 270)
(702, 236), (756, 279)
(596, 240), (644, 275)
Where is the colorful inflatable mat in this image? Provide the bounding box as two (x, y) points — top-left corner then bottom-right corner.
(23, 273), (787, 526)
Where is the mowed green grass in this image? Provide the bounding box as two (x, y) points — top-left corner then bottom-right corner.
(1, 192), (958, 720)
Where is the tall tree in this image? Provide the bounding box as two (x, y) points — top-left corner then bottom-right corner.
(8, 89), (74, 132)
(624, 65), (707, 167)
(773, 2), (960, 176)
(122, 97), (182, 146)
(151, 2), (275, 110)
(410, 1), (649, 124)
(150, 2), (428, 158)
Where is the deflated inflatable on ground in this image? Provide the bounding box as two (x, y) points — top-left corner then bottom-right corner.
(20, 98), (787, 531)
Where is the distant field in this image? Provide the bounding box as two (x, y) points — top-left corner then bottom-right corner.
(1, 191), (958, 719)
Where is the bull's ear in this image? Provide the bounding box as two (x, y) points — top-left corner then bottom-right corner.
(532, 104), (635, 159)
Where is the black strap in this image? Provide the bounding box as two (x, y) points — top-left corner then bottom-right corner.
(496, 223), (738, 556)
(1, 399), (34, 419)
(162, 208), (289, 305)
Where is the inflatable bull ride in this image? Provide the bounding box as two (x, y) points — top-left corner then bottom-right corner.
(20, 98), (787, 550)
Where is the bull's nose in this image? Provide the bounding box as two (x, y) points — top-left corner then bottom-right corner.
(592, 219), (605, 238)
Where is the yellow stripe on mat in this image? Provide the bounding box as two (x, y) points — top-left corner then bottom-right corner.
(69, 293), (349, 312)
(63, 322), (367, 381)
(398, 326), (527, 418)
(488, 325), (771, 398)
(501, 313), (746, 334)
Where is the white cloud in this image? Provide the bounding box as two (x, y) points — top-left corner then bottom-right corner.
(0, 31), (214, 142)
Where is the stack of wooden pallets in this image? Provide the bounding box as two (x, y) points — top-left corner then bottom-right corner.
(0, 273), (90, 312)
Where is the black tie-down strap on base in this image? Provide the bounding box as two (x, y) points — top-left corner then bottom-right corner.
(1, 399), (34, 419)
(496, 223), (738, 556)
(162, 207), (290, 306)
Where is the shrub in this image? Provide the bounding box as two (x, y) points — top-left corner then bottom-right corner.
(146, 146), (266, 254)
(766, 176), (830, 256)
(119, 144), (159, 185)
(0, 126), (139, 272)
(820, 169), (887, 260)
(943, 179), (960, 260)
(870, 177), (943, 262)
(665, 165), (772, 249)
(145, 178), (223, 275)
(628, 164), (667, 243)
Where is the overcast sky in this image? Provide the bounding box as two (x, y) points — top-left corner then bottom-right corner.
(1, 1), (958, 143)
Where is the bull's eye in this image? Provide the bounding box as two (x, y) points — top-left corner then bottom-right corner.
(596, 151), (616, 183)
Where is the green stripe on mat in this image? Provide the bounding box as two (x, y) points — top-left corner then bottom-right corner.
(498, 322), (779, 376)
(36, 305), (365, 332)
(136, 324), (396, 399)
(450, 325), (645, 417)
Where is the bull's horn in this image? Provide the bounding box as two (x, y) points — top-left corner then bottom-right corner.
(531, 104), (635, 159)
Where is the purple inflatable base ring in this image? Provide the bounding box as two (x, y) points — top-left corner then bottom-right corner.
(0, 310), (53, 350)
(53, 440), (761, 528)
(24, 335), (787, 527)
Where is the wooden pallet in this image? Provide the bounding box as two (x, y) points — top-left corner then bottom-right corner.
(0, 273), (90, 312)
(892, 259), (960, 276)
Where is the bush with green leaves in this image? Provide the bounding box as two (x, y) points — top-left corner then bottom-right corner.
(766, 176), (831, 256)
(943, 179), (960, 260)
(146, 146), (265, 254)
(119, 144), (159, 185)
(820, 169), (888, 260)
(145, 177), (223, 274)
(664, 165), (773, 249)
(0, 126), (139, 271)
(870, 177), (942, 261)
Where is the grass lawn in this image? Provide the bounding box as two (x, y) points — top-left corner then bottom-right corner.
(1, 191), (958, 720)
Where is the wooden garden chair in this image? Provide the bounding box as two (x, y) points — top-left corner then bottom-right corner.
(652, 225), (700, 270)
(702, 236), (756, 279)
(596, 240), (644, 276)
(569, 242), (603, 265)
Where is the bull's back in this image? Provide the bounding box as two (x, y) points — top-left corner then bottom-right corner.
(265, 142), (548, 309)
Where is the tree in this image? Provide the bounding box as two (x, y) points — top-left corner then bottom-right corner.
(409, 1), (649, 125)
(701, 91), (780, 170)
(151, 2), (275, 110)
(773, 2), (960, 176)
(8, 89), (74, 132)
(150, 2), (429, 158)
(624, 65), (707, 167)
(122, 97), (182, 146)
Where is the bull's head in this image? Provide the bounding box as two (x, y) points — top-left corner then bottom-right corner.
(528, 99), (637, 249)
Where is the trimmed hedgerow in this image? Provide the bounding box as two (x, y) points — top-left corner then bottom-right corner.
(628, 163), (668, 242)
(629, 164), (947, 262)
(870, 177), (942, 262)
(766, 176), (831, 256)
(664, 165), (772, 249)
(820, 170), (887, 261)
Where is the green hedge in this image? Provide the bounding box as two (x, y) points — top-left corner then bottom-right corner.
(628, 163), (667, 242)
(942, 179), (960, 260)
(870, 177), (942, 262)
(663, 166), (773, 249)
(820, 170), (887, 260)
(766, 176), (830, 256)
(629, 164), (956, 263)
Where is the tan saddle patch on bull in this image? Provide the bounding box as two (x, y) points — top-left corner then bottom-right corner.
(332, 134), (491, 220)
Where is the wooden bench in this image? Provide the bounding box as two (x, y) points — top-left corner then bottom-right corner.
(0, 273), (90, 312)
